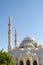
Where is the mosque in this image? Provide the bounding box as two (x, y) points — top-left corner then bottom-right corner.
(8, 16), (43, 65)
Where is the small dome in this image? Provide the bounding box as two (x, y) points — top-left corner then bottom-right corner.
(20, 48), (24, 50)
(33, 53), (37, 55)
(26, 51), (31, 54)
(20, 37), (37, 48)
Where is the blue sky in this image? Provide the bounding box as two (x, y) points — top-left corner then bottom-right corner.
(0, 0), (43, 51)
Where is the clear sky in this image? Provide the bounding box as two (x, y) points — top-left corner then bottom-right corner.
(0, 0), (43, 51)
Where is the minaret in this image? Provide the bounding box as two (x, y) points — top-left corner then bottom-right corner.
(8, 16), (12, 52)
(15, 28), (18, 47)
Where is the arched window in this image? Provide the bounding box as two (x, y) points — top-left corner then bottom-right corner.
(20, 60), (24, 65)
(33, 60), (37, 65)
(26, 60), (30, 65)
(40, 64), (41, 65)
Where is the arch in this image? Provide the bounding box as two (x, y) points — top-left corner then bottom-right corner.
(20, 60), (24, 65)
(33, 60), (37, 65)
(26, 60), (30, 65)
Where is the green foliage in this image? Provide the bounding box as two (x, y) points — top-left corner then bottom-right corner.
(0, 49), (14, 65)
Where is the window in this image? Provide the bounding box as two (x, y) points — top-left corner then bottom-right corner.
(33, 60), (37, 65)
(26, 60), (30, 65)
(20, 60), (24, 65)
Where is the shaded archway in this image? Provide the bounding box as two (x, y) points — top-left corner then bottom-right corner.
(33, 60), (37, 65)
(20, 60), (24, 65)
(26, 60), (30, 65)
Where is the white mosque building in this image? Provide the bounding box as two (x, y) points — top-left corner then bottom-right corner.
(8, 16), (43, 65)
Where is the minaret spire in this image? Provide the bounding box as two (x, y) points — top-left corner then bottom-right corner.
(8, 16), (12, 52)
(15, 28), (18, 47)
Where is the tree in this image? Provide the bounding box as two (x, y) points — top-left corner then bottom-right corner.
(0, 49), (14, 65)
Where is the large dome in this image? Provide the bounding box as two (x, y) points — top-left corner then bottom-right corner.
(23, 37), (36, 41)
(20, 37), (37, 48)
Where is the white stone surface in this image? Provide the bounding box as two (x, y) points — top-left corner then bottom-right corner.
(9, 36), (43, 65)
